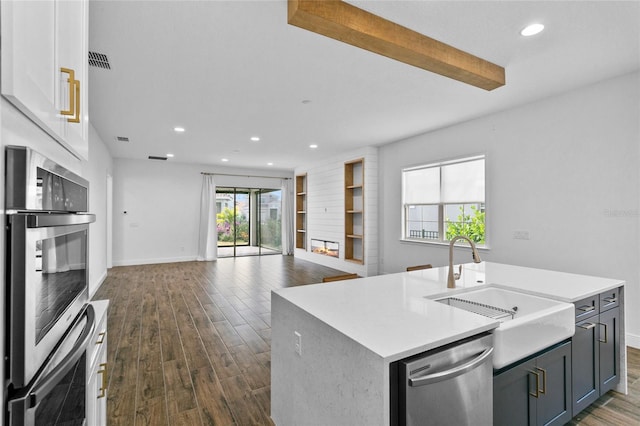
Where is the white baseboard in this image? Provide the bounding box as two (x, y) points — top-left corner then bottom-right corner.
(112, 256), (198, 267)
(626, 332), (640, 349)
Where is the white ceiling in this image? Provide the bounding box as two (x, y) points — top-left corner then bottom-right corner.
(88, 0), (640, 171)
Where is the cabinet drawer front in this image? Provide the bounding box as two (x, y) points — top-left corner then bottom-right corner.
(599, 288), (619, 312)
(574, 295), (599, 321)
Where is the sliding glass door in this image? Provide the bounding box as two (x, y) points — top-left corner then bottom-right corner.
(216, 188), (249, 258)
(258, 188), (282, 255)
(216, 187), (282, 257)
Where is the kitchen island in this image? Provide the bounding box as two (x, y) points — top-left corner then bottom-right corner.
(271, 262), (626, 426)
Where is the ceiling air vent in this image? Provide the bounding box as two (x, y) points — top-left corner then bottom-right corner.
(148, 156), (168, 161)
(115, 136), (130, 143)
(89, 51), (111, 69)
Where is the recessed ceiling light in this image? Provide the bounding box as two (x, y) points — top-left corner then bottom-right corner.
(250, 136), (260, 142)
(520, 23), (544, 37)
(166, 153), (175, 158)
(221, 158), (229, 162)
(174, 127), (185, 132)
(267, 162), (274, 166)
(309, 144), (318, 149)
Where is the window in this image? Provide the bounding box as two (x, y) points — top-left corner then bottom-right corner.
(402, 155), (485, 245)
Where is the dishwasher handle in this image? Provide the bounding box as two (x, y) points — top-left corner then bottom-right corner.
(408, 347), (493, 387)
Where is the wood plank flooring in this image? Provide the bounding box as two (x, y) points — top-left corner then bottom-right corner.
(92, 256), (347, 425)
(93, 257), (640, 425)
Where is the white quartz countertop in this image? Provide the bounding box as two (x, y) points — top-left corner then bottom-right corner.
(273, 262), (624, 361)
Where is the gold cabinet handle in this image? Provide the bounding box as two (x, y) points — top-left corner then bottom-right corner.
(60, 67), (81, 123)
(598, 323), (608, 344)
(60, 67), (75, 116)
(70, 78), (80, 123)
(529, 370), (540, 398)
(96, 331), (106, 345)
(578, 322), (596, 330)
(98, 362), (108, 398)
(536, 367), (547, 394)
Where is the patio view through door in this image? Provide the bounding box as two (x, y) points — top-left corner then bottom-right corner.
(216, 187), (282, 257)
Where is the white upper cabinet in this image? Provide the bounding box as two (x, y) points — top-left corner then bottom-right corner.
(1, 0), (89, 160)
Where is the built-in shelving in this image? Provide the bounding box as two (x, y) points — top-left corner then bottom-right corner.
(345, 159), (364, 264)
(296, 174), (307, 250)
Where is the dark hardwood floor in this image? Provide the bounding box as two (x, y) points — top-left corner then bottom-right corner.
(92, 256), (347, 425)
(93, 256), (640, 425)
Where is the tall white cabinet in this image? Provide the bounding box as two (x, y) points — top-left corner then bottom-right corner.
(1, 0), (89, 160)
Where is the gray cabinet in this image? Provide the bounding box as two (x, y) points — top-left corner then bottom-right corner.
(494, 340), (572, 426)
(571, 288), (620, 416)
(598, 304), (620, 393)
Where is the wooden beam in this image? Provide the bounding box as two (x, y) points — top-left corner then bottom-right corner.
(288, 0), (505, 91)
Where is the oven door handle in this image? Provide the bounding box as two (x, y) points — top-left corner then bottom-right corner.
(28, 304), (95, 408)
(27, 213), (96, 228)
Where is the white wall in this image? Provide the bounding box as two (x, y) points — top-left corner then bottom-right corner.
(112, 158), (292, 266)
(82, 124), (114, 297)
(378, 72), (640, 347)
(294, 146), (379, 277)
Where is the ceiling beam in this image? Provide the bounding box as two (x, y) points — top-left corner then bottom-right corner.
(288, 0), (505, 91)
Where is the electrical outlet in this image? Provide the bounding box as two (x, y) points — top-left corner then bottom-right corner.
(294, 331), (302, 356)
(513, 230), (530, 240)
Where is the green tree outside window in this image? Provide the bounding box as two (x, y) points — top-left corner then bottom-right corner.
(445, 205), (485, 244)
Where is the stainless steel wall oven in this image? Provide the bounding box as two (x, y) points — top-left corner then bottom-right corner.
(5, 146), (96, 425)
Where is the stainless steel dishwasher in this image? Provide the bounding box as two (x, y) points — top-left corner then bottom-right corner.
(397, 332), (493, 426)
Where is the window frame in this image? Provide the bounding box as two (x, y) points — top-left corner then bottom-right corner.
(401, 154), (487, 247)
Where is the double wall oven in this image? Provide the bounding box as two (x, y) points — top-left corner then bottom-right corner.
(5, 146), (96, 425)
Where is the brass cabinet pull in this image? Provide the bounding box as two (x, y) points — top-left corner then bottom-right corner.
(98, 362), (108, 398)
(96, 331), (106, 345)
(60, 67), (75, 116)
(536, 367), (547, 394)
(598, 323), (608, 344)
(578, 322), (596, 330)
(603, 296), (617, 305)
(60, 67), (81, 123)
(529, 370), (540, 398)
(70, 78), (80, 123)
(577, 305), (595, 312)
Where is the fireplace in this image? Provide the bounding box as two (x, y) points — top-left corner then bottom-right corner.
(311, 239), (339, 258)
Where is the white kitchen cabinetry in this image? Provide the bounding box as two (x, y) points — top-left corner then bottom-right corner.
(87, 300), (109, 426)
(1, 0), (89, 160)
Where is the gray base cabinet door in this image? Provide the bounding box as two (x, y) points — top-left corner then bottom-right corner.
(494, 341), (572, 426)
(494, 360), (536, 426)
(599, 307), (620, 394)
(572, 318), (599, 414)
(571, 289), (621, 418)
